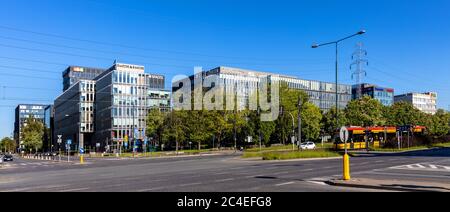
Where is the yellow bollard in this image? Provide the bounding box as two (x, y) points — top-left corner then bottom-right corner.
(343, 153), (351, 180)
(80, 155), (84, 165)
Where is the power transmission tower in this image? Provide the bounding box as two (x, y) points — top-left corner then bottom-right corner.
(350, 42), (369, 99)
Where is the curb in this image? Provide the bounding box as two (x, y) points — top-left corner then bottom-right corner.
(326, 180), (442, 192)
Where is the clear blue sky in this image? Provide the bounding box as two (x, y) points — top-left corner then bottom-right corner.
(1, 0), (450, 138)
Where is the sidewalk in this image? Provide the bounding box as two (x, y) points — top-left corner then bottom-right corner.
(327, 178), (450, 192)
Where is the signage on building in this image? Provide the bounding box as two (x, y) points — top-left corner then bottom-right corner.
(73, 67), (85, 72)
(116, 63), (145, 72)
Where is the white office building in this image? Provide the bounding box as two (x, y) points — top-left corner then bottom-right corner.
(394, 92), (438, 114)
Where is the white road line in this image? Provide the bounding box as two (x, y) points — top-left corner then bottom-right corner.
(429, 165), (438, 169)
(415, 164), (426, 168)
(59, 187), (90, 192)
(275, 182), (295, 187)
(215, 178), (234, 183)
(137, 187), (165, 192)
(180, 182), (202, 187)
(306, 181), (327, 186)
(303, 169), (314, 172)
(0, 187), (32, 192)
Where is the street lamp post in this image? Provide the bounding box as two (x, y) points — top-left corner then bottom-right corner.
(312, 30), (366, 131)
(313, 30), (366, 181)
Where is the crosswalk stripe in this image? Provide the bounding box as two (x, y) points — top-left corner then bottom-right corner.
(415, 164), (426, 168)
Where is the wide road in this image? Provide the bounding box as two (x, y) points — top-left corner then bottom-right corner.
(1, 148), (449, 192)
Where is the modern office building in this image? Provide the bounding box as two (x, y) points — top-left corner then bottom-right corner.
(54, 80), (96, 151)
(14, 104), (49, 151)
(43, 105), (55, 152)
(173, 66), (352, 111)
(54, 63), (170, 151)
(394, 92), (438, 115)
(352, 83), (395, 106)
(63, 66), (105, 92)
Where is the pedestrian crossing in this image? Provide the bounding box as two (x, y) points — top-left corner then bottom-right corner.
(389, 163), (450, 172)
(1, 161), (70, 170)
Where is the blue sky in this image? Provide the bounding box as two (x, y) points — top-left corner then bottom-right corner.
(1, 0), (450, 138)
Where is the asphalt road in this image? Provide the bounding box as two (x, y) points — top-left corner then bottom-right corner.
(1, 148), (449, 192)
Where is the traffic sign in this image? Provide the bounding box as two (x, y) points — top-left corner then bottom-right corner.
(57, 138), (62, 144)
(79, 147), (85, 154)
(340, 127), (349, 143)
(67, 139), (72, 145)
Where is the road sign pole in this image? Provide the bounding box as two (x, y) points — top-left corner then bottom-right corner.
(340, 127), (351, 181)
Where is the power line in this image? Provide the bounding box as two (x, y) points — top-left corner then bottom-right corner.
(0, 35), (331, 66)
(0, 25), (322, 62)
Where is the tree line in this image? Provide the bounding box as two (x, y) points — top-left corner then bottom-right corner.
(147, 85), (450, 151)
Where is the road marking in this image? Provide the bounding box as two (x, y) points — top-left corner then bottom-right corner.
(180, 182), (202, 187)
(0, 187), (32, 192)
(59, 187), (90, 192)
(415, 164), (426, 168)
(215, 178), (234, 183)
(275, 182), (295, 187)
(306, 181), (327, 186)
(429, 165), (438, 169)
(303, 169), (314, 172)
(137, 187), (165, 192)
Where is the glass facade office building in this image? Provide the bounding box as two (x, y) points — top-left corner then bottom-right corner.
(175, 66), (352, 111)
(14, 104), (49, 150)
(352, 84), (395, 106)
(95, 63), (169, 150)
(63, 66), (105, 92)
(54, 80), (96, 150)
(54, 63), (170, 151)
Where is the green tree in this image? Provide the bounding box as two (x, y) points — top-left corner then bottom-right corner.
(322, 108), (347, 136)
(384, 101), (426, 126)
(345, 96), (385, 126)
(277, 83), (309, 144)
(0, 137), (16, 153)
(209, 110), (232, 149)
(428, 109), (450, 138)
(21, 116), (44, 153)
(186, 110), (214, 151)
(146, 109), (166, 149)
(162, 110), (187, 152)
(301, 102), (323, 141)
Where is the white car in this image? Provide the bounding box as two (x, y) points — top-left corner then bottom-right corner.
(300, 142), (316, 150)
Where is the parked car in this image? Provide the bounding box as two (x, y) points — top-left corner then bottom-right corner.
(2, 154), (13, 162)
(43, 152), (59, 157)
(300, 142), (316, 150)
